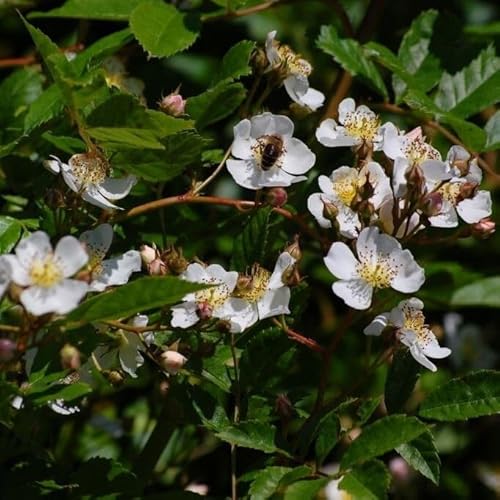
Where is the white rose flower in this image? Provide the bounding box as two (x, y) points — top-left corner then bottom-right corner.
(316, 98), (385, 150)
(3, 231), (89, 316)
(227, 112), (315, 190)
(228, 252), (296, 332)
(171, 263), (241, 329)
(324, 226), (425, 310)
(265, 30), (325, 111)
(79, 223), (141, 292)
(307, 162), (392, 238)
(364, 298), (451, 372)
(382, 124), (445, 197)
(426, 146), (492, 228)
(45, 153), (136, 210)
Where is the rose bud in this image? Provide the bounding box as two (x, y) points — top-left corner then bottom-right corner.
(265, 187), (288, 207)
(420, 191), (443, 217)
(471, 217), (496, 239)
(160, 350), (187, 375)
(158, 88), (186, 117)
(60, 343), (81, 370)
(0, 338), (16, 363)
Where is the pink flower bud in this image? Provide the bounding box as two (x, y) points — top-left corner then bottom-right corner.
(0, 338), (16, 363)
(265, 187), (288, 207)
(140, 244), (157, 266)
(284, 235), (301, 261)
(148, 258), (168, 276)
(471, 217), (496, 239)
(389, 457), (412, 483)
(158, 90), (186, 117)
(160, 350), (187, 374)
(60, 343), (81, 370)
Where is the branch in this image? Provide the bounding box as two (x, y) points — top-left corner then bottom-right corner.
(273, 318), (326, 355)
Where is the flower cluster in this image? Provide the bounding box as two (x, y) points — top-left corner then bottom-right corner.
(171, 251), (296, 333)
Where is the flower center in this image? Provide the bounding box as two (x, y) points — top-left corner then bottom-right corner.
(195, 279), (231, 310)
(234, 267), (271, 303)
(357, 257), (395, 288)
(30, 255), (63, 288)
(69, 153), (108, 186)
(333, 177), (359, 206)
(276, 44), (312, 76)
(403, 138), (440, 166)
(438, 182), (461, 205)
(402, 305), (434, 346)
(343, 111), (380, 141)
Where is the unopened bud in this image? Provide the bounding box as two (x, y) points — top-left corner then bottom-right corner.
(389, 457), (412, 483)
(284, 235), (301, 261)
(265, 187), (288, 207)
(60, 344), (81, 370)
(471, 217), (496, 239)
(251, 47), (268, 74)
(158, 89), (186, 117)
(162, 247), (188, 274)
(406, 164), (424, 189)
(148, 258), (168, 276)
(421, 191), (443, 217)
(160, 350), (187, 375)
(196, 301), (213, 320)
(322, 201), (339, 221)
(140, 244), (157, 266)
(0, 338), (16, 363)
(104, 370), (124, 386)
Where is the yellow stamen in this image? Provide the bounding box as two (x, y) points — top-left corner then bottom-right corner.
(234, 266), (271, 303)
(343, 111), (380, 141)
(357, 258), (395, 288)
(30, 255), (63, 287)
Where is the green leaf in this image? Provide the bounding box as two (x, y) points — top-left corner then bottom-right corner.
(213, 40), (256, 83)
(66, 276), (208, 325)
(130, 1), (200, 59)
(42, 132), (86, 154)
(21, 16), (75, 105)
(315, 411), (340, 466)
(340, 460), (391, 500)
(385, 350), (421, 413)
(231, 207), (273, 272)
(465, 21), (500, 36)
(24, 84), (64, 133)
(186, 80), (246, 129)
(392, 10), (440, 101)
(86, 127), (165, 150)
(245, 466), (302, 500)
(484, 110), (500, 152)
(29, 0), (145, 20)
(283, 478), (329, 500)
(213, 420), (279, 453)
(0, 68), (44, 127)
(451, 276), (500, 308)
(434, 45), (500, 118)
(28, 382), (92, 406)
(0, 216), (22, 253)
(340, 415), (427, 469)
(73, 29), (133, 74)
(419, 370), (500, 421)
(317, 25), (388, 99)
(396, 430), (440, 485)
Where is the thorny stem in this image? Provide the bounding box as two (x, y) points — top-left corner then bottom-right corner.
(272, 317), (326, 355)
(122, 194), (326, 246)
(104, 320), (168, 334)
(0, 324), (21, 333)
(0, 43), (84, 68)
(229, 332), (241, 500)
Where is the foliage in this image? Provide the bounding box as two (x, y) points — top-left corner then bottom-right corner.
(0, 1), (498, 499)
